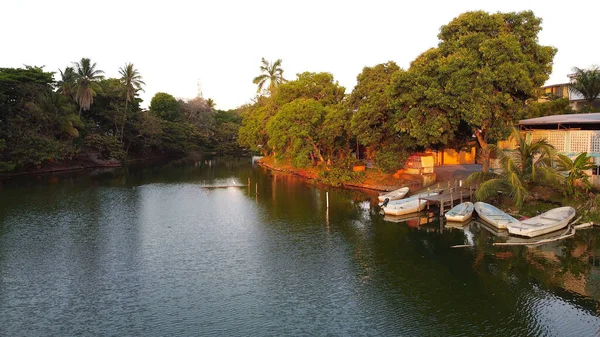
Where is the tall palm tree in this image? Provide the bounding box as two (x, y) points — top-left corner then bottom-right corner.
(569, 66), (600, 111)
(57, 66), (76, 99)
(73, 58), (104, 115)
(252, 58), (286, 95)
(119, 63), (145, 141)
(207, 98), (216, 109)
(467, 128), (558, 206)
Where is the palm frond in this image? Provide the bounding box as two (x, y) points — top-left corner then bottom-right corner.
(504, 170), (527, 206)
(466, 171), (498, 185)
(475, 178), (504, 202)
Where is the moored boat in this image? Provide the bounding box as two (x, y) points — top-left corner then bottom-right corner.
(445, 202), (474, 222)
(384, 191), (439, 207)
(378, 187), (410, 202)
(382, 196), (430, 216)
(507, 206), (576, 238)
(474, 202), (519, 230)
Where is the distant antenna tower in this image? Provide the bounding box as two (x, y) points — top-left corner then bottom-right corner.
(197, 78), (203, 98)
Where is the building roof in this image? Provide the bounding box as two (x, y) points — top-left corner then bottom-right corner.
(520, 113), (600, 126)
(541, 82), (569, 89)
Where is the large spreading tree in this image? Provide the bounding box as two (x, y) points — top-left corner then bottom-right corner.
(390, 10), (556, 171)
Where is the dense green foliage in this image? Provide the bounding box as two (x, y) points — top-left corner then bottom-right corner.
(390, 11), (556, 171)
(240, 10), (556, 178)
(0, 63), (243, 173)
(467, 129), (597, 206)
(240, 71), (350, 168)
(467, 129), (558, 206)
(554, 152), (595, 196)
(523, 97), (573, 119)
(150, 92), (182, 121)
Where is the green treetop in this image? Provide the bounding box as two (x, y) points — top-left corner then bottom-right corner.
(390, 10), (556, 171)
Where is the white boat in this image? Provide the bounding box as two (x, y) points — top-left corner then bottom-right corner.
(474, 202), (519, 230)
(507, 206), (576, 238)
(382, 193), (436, 216)
(445, 202), (474, 222)
(385, 191), (439, 207)
(378, 187), (410, 202)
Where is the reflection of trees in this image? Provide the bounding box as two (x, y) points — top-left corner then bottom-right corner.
(467, 228), (600, 308)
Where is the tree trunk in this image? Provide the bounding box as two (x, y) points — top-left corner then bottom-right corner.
(475, 129), (490, 172)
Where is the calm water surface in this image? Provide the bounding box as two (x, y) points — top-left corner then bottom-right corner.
(1, 157), (599, 336)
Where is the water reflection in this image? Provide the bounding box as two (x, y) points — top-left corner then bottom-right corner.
(0, 156), (599, 336)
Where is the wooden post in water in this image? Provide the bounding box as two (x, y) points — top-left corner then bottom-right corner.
(326, 192), (329, 209)
(450, 193), (454, 208)
(440, 200), (444, 217)
(255, 183), (258, 195)
(248, 178), (250, 187)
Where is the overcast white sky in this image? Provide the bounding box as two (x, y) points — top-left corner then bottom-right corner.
(2, 0), (599, 110)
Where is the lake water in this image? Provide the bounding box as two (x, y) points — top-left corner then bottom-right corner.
(1, 156), (599, 336)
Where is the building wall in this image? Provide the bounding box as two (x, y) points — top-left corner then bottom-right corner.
(539, 84), (569, 101)
(499, 129), (600, 184)
(539, 83), (600, 111)
(433, 148), (476, 165)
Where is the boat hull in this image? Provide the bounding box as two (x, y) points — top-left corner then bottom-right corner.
(444, 202), (474, 223)
(507, 206), (575, 238)
(474, 202), (519, 230)
(445, 213), (473, 223)
(378, 187), (410, 202)
(382, 200), (426, 216)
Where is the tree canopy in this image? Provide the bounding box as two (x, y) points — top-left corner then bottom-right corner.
(150, 92), (181, 121)
(0, 61), (244, 173)
(239, 72), (349, 166)
(390, 10), (556, 171)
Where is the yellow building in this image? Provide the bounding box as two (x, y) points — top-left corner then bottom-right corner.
(431, 147), (477, 166)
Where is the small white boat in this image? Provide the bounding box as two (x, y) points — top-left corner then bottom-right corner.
(382, 198), (427, 216)
(385, 191), (438, 207)
(474, 202), (519, 229)
(445, 202), (474, 222)
(378, 187), (410, 202)
(382, 192), (438, 216)
(507, 206), (576, 238)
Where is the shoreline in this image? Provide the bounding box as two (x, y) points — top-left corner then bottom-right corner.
(256, 157), (421, 192)
(0, 155), (173, 179)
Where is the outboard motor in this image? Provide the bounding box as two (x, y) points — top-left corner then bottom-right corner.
(382, 198), (390, 207)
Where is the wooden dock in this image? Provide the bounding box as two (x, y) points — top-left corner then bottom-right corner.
(420, 185), (476, 216)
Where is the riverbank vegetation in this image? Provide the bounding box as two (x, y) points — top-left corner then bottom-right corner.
(0, 60), (243, 174)
(238, 10), (558, 185)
